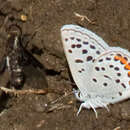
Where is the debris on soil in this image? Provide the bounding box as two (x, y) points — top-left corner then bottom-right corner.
(36, 120), (45, 128)
(20, 14), (27, 22)
(74, 12), (95, 24)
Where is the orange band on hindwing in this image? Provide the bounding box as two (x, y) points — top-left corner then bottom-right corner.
(120, 57), (127, 64)
(124, 63), (130, 70)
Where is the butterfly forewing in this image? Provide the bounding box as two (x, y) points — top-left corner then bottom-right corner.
(61, 24), (110, 96)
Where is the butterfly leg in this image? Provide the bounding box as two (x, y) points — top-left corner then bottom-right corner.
(88, 101), (98, 118)
(74, 89), (94, 116)
(77, 100), (98, 118)
(96, 100), (109, 112)
(77, 102), (87, 116)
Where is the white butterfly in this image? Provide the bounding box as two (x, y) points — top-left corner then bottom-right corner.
(61, 24), (130, 118)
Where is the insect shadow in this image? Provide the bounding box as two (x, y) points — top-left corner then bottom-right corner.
(0, 23), (48, 111)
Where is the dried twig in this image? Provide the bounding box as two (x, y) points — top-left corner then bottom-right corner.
(0, 86), (63, 95)
(74, 12), (95, 24)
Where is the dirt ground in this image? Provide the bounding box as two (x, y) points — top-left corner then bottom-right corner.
(0, 0), (130, 130)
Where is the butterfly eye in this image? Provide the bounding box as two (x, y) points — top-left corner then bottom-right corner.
(78, 91), (81, 97)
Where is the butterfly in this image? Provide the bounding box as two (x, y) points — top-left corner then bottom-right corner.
(61, 24), (130, 118)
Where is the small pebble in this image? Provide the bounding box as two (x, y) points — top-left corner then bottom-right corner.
(20, 14), (27, 22)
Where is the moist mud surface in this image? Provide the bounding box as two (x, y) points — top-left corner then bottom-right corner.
(0, 0), (130, 130)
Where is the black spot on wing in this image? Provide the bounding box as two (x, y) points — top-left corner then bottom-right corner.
(90, 45), (96, 49)
(106, 57), (111, 60)
(71, 44), (76, 48)
(75, 59), (83, 63)
(76, 44), (82, 48)
(65, 38), (68, 41)
(83, 41), (89, 45)
(114, 67), (119, 71)
(117, 73), (121, 76)
(70, 37), (74, 40)
(104, 75), (111, 79)
(103, 82), (107, 86)
(109, 65), (114, 68)
(115, 79), (120, 83)
(98, 59), (103, 62)
(119, 92), (122, 96)
(68, 49), (72, 53)
(76, 38), (81, 42)
(92, 78), (97, 83)
(121, 83), (126, 88)
(101, 67), (105, 71)
(96, 51), (101, 55)
(82, 49), (88, 54)
(86, 56), (93, 61)
(95, 66), (100, 71)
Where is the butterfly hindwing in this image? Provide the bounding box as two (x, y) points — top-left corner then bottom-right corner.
(88, 47), (130, 104)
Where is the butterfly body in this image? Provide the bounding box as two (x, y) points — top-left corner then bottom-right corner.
(61, 24), (130, 117)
